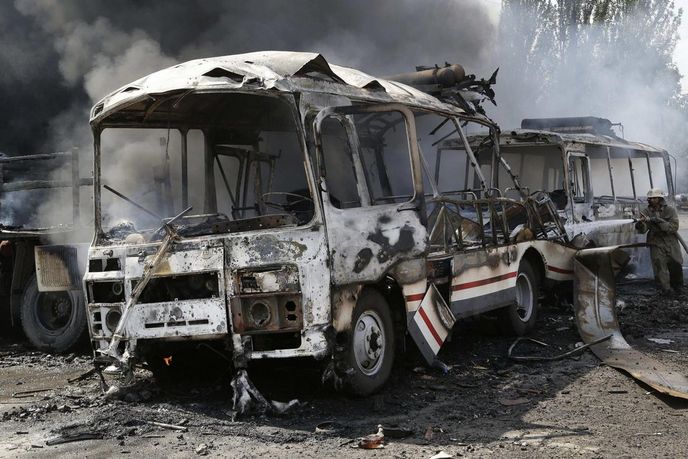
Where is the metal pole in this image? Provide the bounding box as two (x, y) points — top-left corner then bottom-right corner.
(71, 147), (80, 226)
(181, 129), (188, 209)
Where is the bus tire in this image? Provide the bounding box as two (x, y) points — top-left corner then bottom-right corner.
(501, 260), (540, 336)
(343, 289), (395, 396)
(20, 274), (86, 352)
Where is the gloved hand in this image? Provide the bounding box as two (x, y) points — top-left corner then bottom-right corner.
(650, 216), (663, 224)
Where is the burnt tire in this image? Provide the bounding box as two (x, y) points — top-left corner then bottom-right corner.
(500, 260), (540, 336)
(342, 289), (395, 396)
(20, 274), (86, 352)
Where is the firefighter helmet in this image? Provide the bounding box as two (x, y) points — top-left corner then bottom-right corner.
(647, 188), (667, 198)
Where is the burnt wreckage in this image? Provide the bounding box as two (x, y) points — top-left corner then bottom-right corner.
(471, 117), (688, 399)
(0, 151), (91, 352)
(76, 51), (582, 397)
(489, 117), (675, 251)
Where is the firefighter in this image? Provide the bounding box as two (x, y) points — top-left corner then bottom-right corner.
(635, 188), (684, 294)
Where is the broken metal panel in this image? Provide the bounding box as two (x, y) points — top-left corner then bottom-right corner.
(241, 327), (330, 360)
(574, 246), (688, 400)
(407, 284), (455, 364)
(331, 285), (362, 333)
(124, 245), (224, 279)
(566, 219), (641, 248)
(237, 265), (300, 294)
(35, 243), (89, 292)
(324, 203), (427, 285)
(530, 240), (576, 281)
(225, 225), (332, 359)
(401, 278), (427, 313)
(85, 242), (226, 348)
(123, 298), (227, 340)
(231, 266), (303, 334)
(91, 52), (460, 127)
(404, 239), (575, 359)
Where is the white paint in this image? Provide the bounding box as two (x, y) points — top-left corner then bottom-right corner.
(450, 276), (515, 302)
(412, 309), (441, 354)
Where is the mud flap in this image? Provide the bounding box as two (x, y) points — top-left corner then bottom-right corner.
(407, 284), (455, 365)
(573, 245), (688, 399)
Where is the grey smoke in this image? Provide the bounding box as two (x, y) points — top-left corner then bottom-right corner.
(1, 0), (500, 229)
(4, 0), (498, 155)
(492, 2), (685, 158)
(1, 0), (686, 229)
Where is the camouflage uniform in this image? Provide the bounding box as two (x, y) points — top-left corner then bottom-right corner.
(635, 201), (683, 292)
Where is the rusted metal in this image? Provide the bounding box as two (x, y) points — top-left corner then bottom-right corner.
(34, 245), (81, 291)
(573, 245), (688, 400)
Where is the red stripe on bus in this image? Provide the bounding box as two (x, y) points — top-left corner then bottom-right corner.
(418, 306), (443, 348)
(452, 271), (517, 291)
(405, 293), (425, 302)
(547, 265), (573, 274)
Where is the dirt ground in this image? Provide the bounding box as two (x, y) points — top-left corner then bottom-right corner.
(1, 278), (687, 459)
(3, 212), (688, 459)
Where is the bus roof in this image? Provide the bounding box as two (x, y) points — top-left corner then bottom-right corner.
(90, 51), (467, 125)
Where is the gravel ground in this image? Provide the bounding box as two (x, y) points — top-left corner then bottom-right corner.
(1, 280), (687, 458)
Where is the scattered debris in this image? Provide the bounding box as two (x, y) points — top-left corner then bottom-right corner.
(195, 443), (210, 455)
(146, 420), (188, 432)
(429, 452), (453, 459)
(574, 246), (688, 400)
(230, 370), (299, 416)
(498, 398), (530, 406)
(647, 338), (674, 345)
(508, 335), (611, 362)
(315, 421), (340, 434)
(12, 388), (54, 398)
(431, 359), (452, 374)
(357, 425), (385, 449)
(68, 368), (98, 384)
(45, 432), (104, 446)
(104, 385), (120, 400)
(381, 426), (414, 439)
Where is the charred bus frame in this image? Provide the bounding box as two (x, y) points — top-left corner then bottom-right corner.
(84, 52), (577, 395)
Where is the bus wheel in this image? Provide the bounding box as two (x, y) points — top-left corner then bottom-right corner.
(343, 289), (395, 396)
(20, 274), (86, 352)
(501, 260), (540, 336)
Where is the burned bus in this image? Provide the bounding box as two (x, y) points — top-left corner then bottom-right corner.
(81, 52), (577, 396)
(0, 151), (91, 352)
(467, 117), (675, 250)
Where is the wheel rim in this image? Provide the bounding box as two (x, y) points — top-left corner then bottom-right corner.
(35, 292), (72, 331)
(352, 310), (386, 376)
(515, 272), (534, 322)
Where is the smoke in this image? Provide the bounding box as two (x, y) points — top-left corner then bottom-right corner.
(490, 1), (686, 166)
(10, 1), (687, 224)
(4, 0), (498, 156)
(0, 0), (502, 234)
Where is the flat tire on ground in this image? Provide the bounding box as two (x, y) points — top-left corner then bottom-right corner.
(342, 289), (395, 396)
(20, 274), (86, 352)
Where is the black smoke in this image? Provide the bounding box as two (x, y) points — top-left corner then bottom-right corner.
(1, 0), (498, 155)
